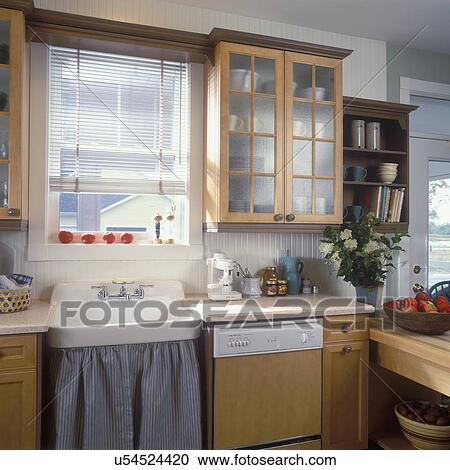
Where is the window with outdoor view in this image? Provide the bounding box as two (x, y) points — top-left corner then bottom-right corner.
(48, 46), (190, 243)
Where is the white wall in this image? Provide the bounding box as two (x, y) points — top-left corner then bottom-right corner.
(34, 0), (387, 100)
(0, 0), (388, 298)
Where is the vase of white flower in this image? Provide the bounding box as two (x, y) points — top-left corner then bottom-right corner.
(319, 213), (409, 309)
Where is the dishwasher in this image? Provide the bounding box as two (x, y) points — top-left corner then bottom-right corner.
(212, 319), (323, 450)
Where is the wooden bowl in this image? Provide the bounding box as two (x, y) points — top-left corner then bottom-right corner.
(395, 402), (450, 450)
(384, 304), (450, 335)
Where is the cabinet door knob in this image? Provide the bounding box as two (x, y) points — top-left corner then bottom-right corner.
(342, 323), (352, 333)
(286, 213), (296, 222)
(343, 345), (353, 353)
(7, 208), (20, 217)
(273, 213), (284, 222)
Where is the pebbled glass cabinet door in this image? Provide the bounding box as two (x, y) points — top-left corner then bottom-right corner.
(285, 52), (343, 223)
(220, 43), (284, 223)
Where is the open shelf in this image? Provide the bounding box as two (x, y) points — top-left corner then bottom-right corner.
(370, 429), (414, 450)
(344, 147), (407, 157)
(344, 181), (407, 188)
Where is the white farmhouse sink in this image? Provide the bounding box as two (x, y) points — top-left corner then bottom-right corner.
(48, 281), (201, 348)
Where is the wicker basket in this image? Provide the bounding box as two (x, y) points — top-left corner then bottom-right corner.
(0, 286), (31, 313)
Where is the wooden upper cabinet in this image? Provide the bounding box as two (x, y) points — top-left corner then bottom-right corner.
(285, 52), (343, 224)
(205, 41), (344, 226)
(0, 8), (27, 228)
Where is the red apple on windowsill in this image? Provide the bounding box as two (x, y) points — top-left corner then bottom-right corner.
(120, 232), (134, 244)
(81, 233), (96, 244)
(58, 230), (74, 244)
(103, 232), (116, 244)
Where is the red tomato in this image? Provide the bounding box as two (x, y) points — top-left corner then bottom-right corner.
(58, 230), (73, 244)
(415, 292), (430, 302)
(81, 233), (96, 244)
(396, 297), (418, 312)
(102, 232), (116, 244)
(120, 232), (134, 244)
(417, 300), (438, 313)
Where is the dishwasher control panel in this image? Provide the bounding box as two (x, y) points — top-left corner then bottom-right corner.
(213, 320), (323, 357)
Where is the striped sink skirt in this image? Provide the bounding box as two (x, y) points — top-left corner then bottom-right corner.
(46, 340), (202, 450)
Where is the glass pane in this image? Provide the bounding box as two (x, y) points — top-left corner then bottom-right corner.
(316, 66), (334, 101)
(293, 102), (312, 137)
(316, 179), (334, 215)
(316, 141), (334, 177)
(229, 175), (250, 213)
(293, 63), (312, 99)
(254, 136), (275, 173)
(254, 96), (275, 134)
(229, 54), (251, 92)
(229, 134), (250, 172)
(410, 95), (450, 136)
(0, 164), (8, 208)
(254, 176), (274, 213)
(0, 115), (9, 160)
(429, 160), (450, 285)
(254, 57), (275, 94)
(315, 104), (334, 139)
(229, 93), (250, 132)
(293, 178), (312, 214)
(293, 140), (312, 176)
(0, 21), (10, 65)
(0, 69), (9, 112)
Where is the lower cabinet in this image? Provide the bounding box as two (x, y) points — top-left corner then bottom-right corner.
(0, 334), (37, 449)
(322, 339), (369, 450)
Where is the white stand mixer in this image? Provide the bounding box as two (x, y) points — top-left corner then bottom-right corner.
(207, 252), (242, 301)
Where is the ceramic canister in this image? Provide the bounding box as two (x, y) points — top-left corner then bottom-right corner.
(351, 120), (365, 149)
(366, 122), (381, 150)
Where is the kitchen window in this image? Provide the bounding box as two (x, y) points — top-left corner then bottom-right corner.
(28, 43), (203, 260)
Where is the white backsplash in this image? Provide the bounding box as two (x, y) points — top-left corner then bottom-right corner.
(0, 231), (353, 299)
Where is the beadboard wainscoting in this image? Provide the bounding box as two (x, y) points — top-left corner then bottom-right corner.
(0, 231), (354, 299)
(34, 0), (387, 101)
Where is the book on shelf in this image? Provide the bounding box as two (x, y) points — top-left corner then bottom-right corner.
(358, 186), (405, 223)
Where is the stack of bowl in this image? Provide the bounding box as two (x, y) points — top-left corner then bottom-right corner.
(377, 162), (398, 184)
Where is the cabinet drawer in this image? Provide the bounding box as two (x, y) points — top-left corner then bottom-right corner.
(323, 315), (368, 343)
(0, 335), (36, 371)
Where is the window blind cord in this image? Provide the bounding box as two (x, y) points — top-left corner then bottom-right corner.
(28, 25), (186, 185)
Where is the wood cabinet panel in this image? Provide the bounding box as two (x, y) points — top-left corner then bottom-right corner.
(0, 334), (36, 371)
(269, 439), (321, 450)
(322, 340), (368, 450)
(214, 349), (321, 449)
(323, 314), (369, 343)
(0, 369), (36, 449)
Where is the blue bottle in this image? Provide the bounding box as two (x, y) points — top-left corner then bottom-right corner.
(280, 256), (304, 295)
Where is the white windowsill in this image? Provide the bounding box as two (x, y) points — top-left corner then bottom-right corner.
(28, 243), (204, 261)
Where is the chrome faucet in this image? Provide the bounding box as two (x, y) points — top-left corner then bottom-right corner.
(91, 281), (154, 301)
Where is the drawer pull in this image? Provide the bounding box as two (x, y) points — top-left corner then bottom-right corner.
(341, 323), (352, 333)
(286, 213), (296, 222)
(343, 345), (353, 353)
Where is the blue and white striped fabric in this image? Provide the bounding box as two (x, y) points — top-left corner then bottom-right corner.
(46, 340), (201, 450)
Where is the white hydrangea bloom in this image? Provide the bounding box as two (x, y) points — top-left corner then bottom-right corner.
(344, 238), (358, 251)
(340, 229), (352, 240)
(372, 231), (382, 240)
(331, 251), (341, 269)
(363, 240), (379, 254)
(319, 242), (334, 255)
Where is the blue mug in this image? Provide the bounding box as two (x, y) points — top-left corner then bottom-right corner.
(344, 166), (367, 182)
(344, 205), (364, 222)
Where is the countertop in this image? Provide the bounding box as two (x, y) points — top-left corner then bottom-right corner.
(185, 293), (374, 323)
(0, 300), (52, 335)
(0, 294), (374, 335)
(370, 317), (450, 395)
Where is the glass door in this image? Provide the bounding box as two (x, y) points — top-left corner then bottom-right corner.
(0, 8), (21, 219)
(220, 43), (284, 223)
(285, 52), (342, 223)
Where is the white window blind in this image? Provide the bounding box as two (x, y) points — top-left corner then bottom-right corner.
(48, 47), (190, 195)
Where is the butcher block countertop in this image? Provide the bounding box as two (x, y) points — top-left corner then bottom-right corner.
(370, 317), (450, 396)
